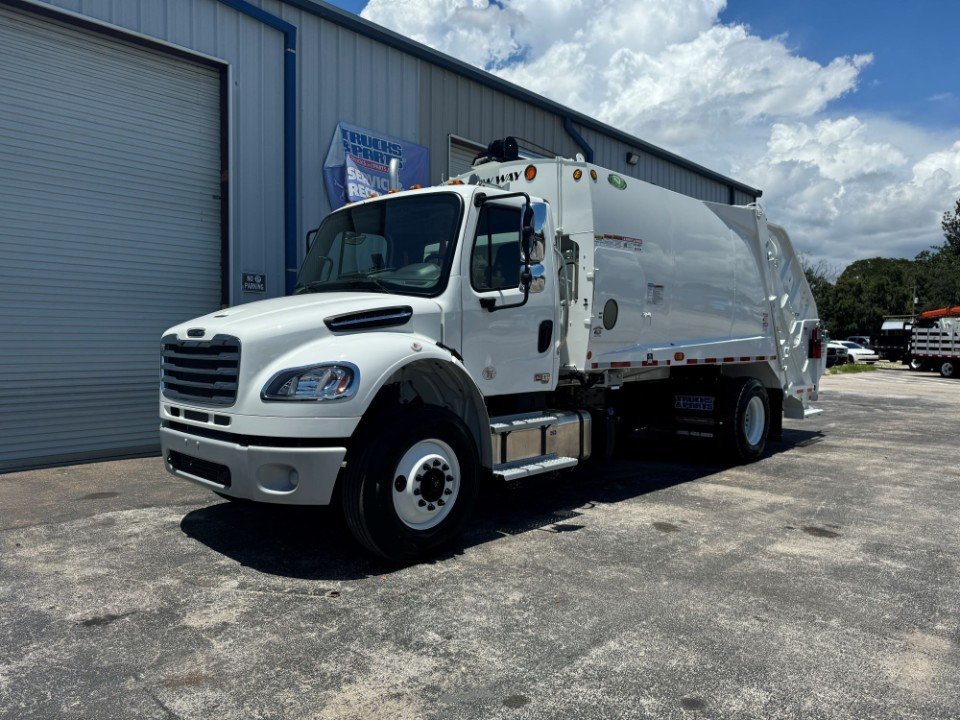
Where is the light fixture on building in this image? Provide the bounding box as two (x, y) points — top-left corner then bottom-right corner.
(626, 152), (640, 165)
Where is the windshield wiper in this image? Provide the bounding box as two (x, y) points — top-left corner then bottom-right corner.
(297, 276), (392, 294)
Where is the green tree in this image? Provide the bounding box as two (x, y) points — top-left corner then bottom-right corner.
(830, 258), (915, 337)
(913, 196), (960, 310)
(941, 197), (960, 256)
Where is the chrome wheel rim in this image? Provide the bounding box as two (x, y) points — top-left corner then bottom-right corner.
(392, 439), (460, 530)
(743, 395), (766, 447)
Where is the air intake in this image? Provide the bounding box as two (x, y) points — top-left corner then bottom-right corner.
(324, 306), (413, 332)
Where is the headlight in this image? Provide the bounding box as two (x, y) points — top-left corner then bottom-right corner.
(261, 363), (359, 401)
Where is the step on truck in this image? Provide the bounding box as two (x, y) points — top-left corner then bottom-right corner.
(160, 138), (825, 561)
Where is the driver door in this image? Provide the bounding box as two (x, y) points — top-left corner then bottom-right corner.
(459, 200), (558, 397)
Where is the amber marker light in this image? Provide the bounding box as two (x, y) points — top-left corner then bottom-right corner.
(447, 179), (464, 185)
(573, 169), (583, 181)
(524, 164), (537, 181)
(590, 169), (598, 181)
(674, 352), (685, 362)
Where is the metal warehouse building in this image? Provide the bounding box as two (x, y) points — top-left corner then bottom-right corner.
(0, 0), (760, 472)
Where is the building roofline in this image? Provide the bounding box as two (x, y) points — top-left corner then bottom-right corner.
(280, 0), (762, 199)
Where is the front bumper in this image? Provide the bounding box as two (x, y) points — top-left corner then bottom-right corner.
(160, 425), (346, 505)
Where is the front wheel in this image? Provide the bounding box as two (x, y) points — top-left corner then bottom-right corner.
(721, 377), (770, 463)
(340, 406), (480, 562)
(940, 360), (956, 379)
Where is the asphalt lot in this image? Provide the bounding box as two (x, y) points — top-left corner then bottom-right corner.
(1, 370), (958, 719)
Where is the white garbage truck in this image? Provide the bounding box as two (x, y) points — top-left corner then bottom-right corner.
(160, 139), (824, 560)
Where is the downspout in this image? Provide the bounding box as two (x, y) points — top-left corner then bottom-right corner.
(563, 117), (594, 164)
(216, 0), (299, 295)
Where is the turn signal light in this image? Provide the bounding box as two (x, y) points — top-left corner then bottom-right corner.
(524, 165), (537, 181)
(448, 179), (464, 185)
(410, 184), (422, 189)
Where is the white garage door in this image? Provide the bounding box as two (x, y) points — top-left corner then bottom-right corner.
(0, 7), (223, 472)
(449, 137), (485, 178)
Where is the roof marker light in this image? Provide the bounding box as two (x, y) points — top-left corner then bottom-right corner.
(590, 169), (598, 182)
(573, 169), (583, 181)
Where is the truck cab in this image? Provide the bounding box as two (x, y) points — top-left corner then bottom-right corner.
(161, 182), (575, 560)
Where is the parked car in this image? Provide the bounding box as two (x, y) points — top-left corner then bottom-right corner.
(826, 342), (849, 367)
(835, 341), (879, 364)
(847, 335), (871, 346)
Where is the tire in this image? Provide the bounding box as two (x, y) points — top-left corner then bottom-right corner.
(720, 377), (770, 463)
(940, 360), (956, 379)
(847, 353), (857, 364)
(340, 406), (480, 562)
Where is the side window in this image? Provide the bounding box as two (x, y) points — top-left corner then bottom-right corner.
(471, 205), (522, 291)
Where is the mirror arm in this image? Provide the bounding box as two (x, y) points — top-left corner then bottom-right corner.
(481, 281), (530, 313)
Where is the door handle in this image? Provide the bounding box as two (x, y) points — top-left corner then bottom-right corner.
(538, 320), (553, 353)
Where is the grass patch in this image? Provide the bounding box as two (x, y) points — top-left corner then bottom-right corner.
(829, 363), (878, 375)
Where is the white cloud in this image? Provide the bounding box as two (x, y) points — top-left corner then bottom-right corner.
(361, 0), (960, 268)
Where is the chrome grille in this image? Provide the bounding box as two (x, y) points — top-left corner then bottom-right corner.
(161, 334), (240, 406)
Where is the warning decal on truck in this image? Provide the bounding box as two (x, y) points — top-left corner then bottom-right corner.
(595, 234), (643, 252)
(646, 283), (664, 305)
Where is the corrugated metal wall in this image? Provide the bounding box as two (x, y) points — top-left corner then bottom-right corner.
(38, 0), (286, 306)
(30, 0), (757, 309)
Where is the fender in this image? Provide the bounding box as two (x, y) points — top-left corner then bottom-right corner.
(252, 331), (493, 469)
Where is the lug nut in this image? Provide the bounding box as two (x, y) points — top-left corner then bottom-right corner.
(432, 459), (441, 467)
(437, 499), (445, 506)
(422, 463), (431, 473)
(413, 488), (421, 496)
(427, 504), (436, 511)
(444, 488), (452, 495)
(442, 463), (449, 471)
(394, 475), (407, 492)
(445, 475), (453, 483)
(418, 499), (426, 507)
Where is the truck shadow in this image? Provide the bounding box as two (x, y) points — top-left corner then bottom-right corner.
(179, 427), (824, 581)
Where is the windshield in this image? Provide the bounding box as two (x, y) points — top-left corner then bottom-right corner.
(295, 194), (463, 297)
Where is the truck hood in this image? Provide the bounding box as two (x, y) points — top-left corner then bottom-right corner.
(164, 292), (444, 347)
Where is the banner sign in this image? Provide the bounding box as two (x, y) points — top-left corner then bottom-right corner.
(322, 122), (430, 209)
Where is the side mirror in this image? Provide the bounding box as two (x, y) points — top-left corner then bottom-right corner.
(524, 201), (548, 263)
(306, 227), (319, 250)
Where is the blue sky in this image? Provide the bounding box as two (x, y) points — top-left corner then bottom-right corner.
(325, 1), (960, 267)
(719, 1), (960, 130)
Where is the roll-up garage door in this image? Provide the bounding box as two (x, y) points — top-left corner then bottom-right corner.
(449, 137), (484, 178)
(0, 7), (223, 471)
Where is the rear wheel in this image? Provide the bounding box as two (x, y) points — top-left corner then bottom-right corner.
(721, 377), (770, 463)
(940, 360), (956, 379)
(340, 407), (480, 562)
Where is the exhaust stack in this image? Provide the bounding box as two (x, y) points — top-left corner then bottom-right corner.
(388, 158), (401, 191)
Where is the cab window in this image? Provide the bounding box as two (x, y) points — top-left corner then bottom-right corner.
(471, 205), (521, 292)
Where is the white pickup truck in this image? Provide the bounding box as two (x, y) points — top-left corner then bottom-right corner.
(160, 141), (824, 561)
